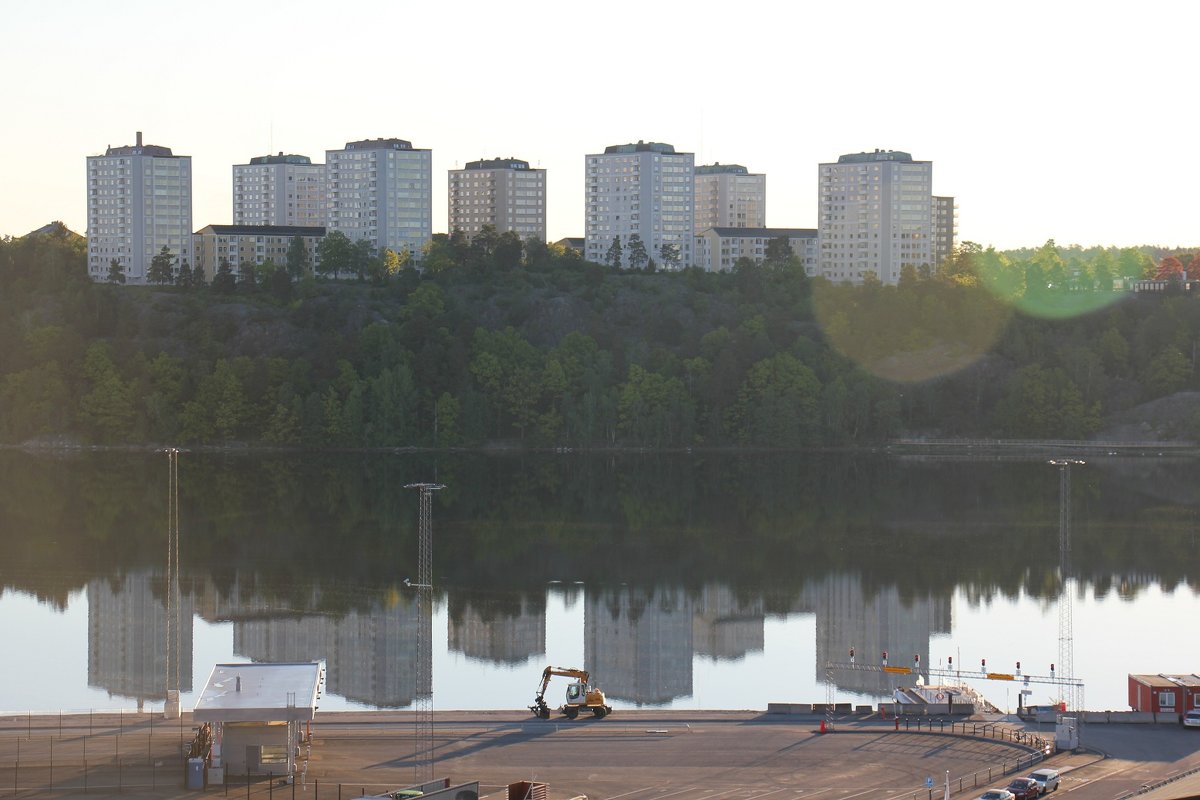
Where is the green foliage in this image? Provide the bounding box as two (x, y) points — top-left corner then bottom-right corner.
(5, 229), (1200, 449)
(147, 246), (175, 285)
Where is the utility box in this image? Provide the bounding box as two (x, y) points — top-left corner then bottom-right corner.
(1055, 716), (1079, 751)
(187, 757), (205, 790)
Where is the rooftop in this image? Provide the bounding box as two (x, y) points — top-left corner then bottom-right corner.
(193, 661), (325, 722)
(247, 153), (315, 166)
(604, 141), (679, 155)
(696, 163), (750, 175)
(705, 227), (817, 238)
(836, 149), (916, 164)
(463, 157), (533, 171)
(196, 224), (326, 237)
(343, 138), (415, 151)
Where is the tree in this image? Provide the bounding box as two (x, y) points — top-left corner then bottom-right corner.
(238, 259), (258, 292)
(77, 343), (135, 442)
(351, 238), (375, 281)
(106, 258), (125, 285)
(213, 257), (237, 294)
(316, 230), (354, 279)
(177, 258), (194, 289)
(147, 246), (174, 285)
(1155, 256), (1185, 281)
(605, 236), (622, 269)
(285, 235), (310, 279)
(627, 234), (649, 270)
(659, 242), (681, 269)
(763, 236), (793, 267)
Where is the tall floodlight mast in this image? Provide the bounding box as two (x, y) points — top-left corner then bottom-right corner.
(165, 448), (182, 716)
(405, 482), (444, 782)
(1049, 459), (1084, 713)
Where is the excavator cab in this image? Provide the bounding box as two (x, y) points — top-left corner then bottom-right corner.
(566, 682), (585, 702)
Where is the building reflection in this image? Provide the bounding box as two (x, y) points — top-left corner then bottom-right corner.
(448, 590), (545, 664)
(585, 586), (693, 704)
(87, 571), (194, 702)
(693, 584), (764, 660)
(807, 573), (951, 695)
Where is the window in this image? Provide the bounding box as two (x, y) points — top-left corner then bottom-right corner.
(1159, 691), (1176, 708)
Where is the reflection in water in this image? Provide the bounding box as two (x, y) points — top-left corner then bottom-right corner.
(3, 450), (1198, 712)
(87, 572), (194, 701)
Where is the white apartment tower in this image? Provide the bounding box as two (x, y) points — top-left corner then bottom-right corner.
(233, 153), (326, 227)
(86, 132), (192, 284)
(694, 163), (766, 234)
(326, 138), (432, 257)
(585, 141), (694, 269)
(818, 149), (933, 285)
(449, 158), (546, 241)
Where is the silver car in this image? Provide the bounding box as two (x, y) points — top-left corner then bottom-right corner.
(1027, 769), (1060, 794)
(1183, 709), (1200, 728)
(976, 791), (1015, 800)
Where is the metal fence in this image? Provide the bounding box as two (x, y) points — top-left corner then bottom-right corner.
(885, 718), (1054, 800)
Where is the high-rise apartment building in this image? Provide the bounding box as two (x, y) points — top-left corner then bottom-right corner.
(585, 141), (694, 268)
(449, 158), (546, 241)
(694, 163), (765, 234)
(326, 138), (432, 257)
(233, 153), (326, 228)
(86, 132), (192, 284)
(817, 149), (933, 285)
(932, 195), (958, 269)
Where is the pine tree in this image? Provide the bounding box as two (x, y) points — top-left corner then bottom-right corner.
(605, 236), (623, 268)
(107, 258), (126, 284)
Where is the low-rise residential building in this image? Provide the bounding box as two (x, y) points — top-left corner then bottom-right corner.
(192, 224), (324, 282)
(449, 158), (546, 241)
(695, 227), (818, 274)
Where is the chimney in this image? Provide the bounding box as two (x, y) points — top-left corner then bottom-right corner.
(136, 131), (143, 147)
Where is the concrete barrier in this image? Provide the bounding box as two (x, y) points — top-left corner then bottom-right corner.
(1083, 711), (1109, 724)
(767, 703), (813, 715)
(856, 705), (874, 714)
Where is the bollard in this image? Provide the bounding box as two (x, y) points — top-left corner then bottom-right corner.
(819, 719), (826, 734)
(895, 717), (900, 731)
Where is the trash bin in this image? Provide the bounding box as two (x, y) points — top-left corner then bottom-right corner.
(187, 757), (205, 790)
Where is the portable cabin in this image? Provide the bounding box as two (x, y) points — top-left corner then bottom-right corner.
(1127, 673), (1200, 714)
(194, 661), (325, 780)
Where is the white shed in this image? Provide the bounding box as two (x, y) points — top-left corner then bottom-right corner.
(194, 661), (326, 779)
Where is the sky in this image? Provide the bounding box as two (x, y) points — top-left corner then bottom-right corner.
(1, 0), (1196, 250)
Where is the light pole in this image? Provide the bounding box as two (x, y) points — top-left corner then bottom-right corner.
(405, 482), (444, 783)
(1047, 459), (1084, 716)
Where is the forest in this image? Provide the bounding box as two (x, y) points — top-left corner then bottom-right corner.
(2, 224), (1199, 449)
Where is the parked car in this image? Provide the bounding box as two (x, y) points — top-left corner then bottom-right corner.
(1027, 768), (1061, 794)
(1006, 778), (1042, 800)
(1183, 709), (1200, 728)
(976, 791), (1015, 800)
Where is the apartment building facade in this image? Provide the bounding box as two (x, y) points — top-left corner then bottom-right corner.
(585, 141), (694, 268)
(818, 149), (933, 285)
(932, 195), (958, 269)
(232, 153), (326, 228)
(695, 227), (817, 274)
(86, 132), (192, 284)
(326, 138), (431, 257)
(448, 158), (546, 241)
(192, 224), (324, 283)
(694, 163), (766, 234)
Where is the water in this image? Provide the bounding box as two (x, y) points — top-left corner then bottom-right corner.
(0, 450), (1197, 715)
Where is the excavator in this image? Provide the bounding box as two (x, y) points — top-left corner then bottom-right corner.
(528, 666), (612, 719)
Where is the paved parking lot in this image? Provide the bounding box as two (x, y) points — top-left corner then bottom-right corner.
(1, 711), (1197, 800)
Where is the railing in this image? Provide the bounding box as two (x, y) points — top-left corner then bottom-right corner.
(1114, 763), (1200, 800)
(885, 717), (1054, 800)
(890, 438), (1195, 450)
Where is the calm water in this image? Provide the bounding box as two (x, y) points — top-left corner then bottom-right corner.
(0, 450), (1197, 714)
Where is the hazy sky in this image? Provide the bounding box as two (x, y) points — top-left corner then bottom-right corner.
(1, 0), (1195, 250)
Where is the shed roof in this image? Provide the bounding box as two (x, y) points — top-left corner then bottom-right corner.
(194, 662), (325, 723)
(1129, 673), (1200, 689)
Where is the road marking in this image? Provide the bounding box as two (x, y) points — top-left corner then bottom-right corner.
(603, 786), (657, 800)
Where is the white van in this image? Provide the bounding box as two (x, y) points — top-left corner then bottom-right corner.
(1027, 769), (1060, 794)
